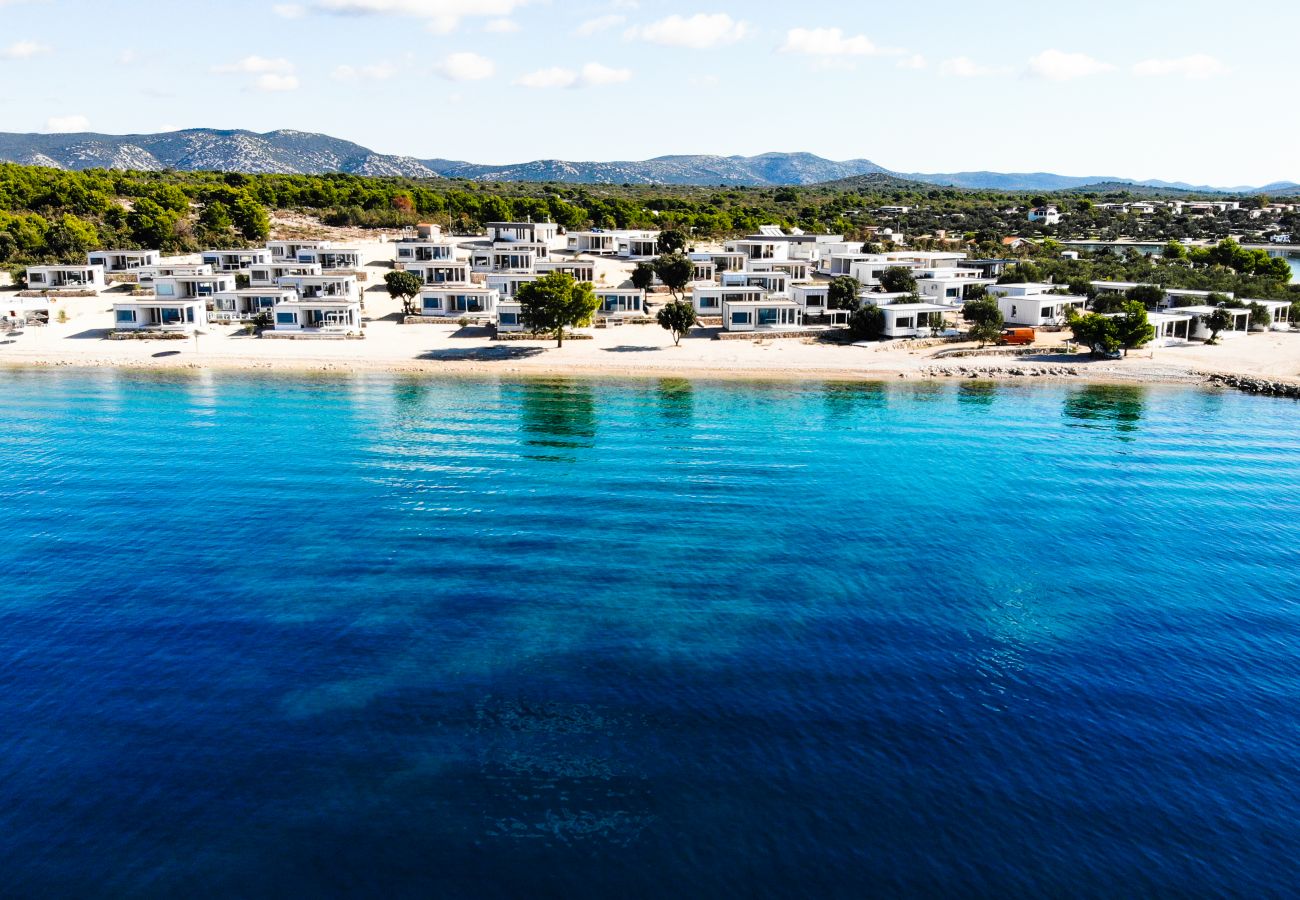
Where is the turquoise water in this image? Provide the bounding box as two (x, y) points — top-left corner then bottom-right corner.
(1, 370), (1299, 896)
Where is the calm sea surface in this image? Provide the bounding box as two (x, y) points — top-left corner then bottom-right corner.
(1, 370), (1298, 897)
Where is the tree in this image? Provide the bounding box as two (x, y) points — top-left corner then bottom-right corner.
(653, 252), (693, 301)
(879, 266), (917, 294)
(847, 304), (885, 341)
(198, 201), (233, 237)
(1069, 311), (1121, 356)
(0, 232), (16, 262)
(384, 269), (423, 315)
(1114, 301), (1155, 356)
(231, 195), (270, 242)
(1125, 284), (1165, 309)
(631, 260), (655, 292)
(657, 229), (687, 254)
(1249, 302), (1272, 331)
(969, 321), (1003, 348)
(656, 300), (697, 346)
(828, 275), (861, 311)
(1199, 307), (1235, 344)
(126, 198), (178, 248)
(1162, 241), (1188, 260)
(516, 271), (599, 347)
(962, 295), (1003, 328)
(1090, 292), (1129, 315)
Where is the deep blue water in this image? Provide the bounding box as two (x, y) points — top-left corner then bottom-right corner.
(1, 370), (1299, 898)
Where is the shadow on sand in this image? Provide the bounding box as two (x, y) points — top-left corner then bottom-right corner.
(602, 345), (661, 353)
(68, 328), (111, 340)
(417, 346), (546, 362)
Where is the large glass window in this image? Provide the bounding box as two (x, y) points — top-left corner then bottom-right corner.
(115, 309), (136, 323)
(276, 312), (296, 325)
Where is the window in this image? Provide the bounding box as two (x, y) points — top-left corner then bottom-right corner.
(156, 284), (175, 297)
(276, 312), (296, 325)
(116, 309), (136, 323)
(160, 308), (182, 325)
(424, 297), (442, 311)
(699, 297), (719, 309)
(499, 313), (517, 325)
(731, 312), (752, 325)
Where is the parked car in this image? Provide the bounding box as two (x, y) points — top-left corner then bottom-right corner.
(998, 327), (1036, 346)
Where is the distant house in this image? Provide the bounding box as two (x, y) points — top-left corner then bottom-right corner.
(495, 300), (525, 333)
(791, 284), (831, 317)
(723, 238), (789, 263)
(112, 296), (207, 333)
(721, 297), (803, 332)
(295, 246), (363, 271)
(1001, 237), (1035, 252)
(276, 274), (360, 303)
(87, 249), (161, 274)
(266, 240), (331, 262)
(720, 270), (790, 297)
(24, 264), (105, 291)
(1243, 298), (1293, 331)
(593, 288), (647, 320)
(400, 260), (473, 286)
(137, 262), (213, 285)
(249, 261), (322, 287)
(535, 260), (596, 283)
(748, 258), (813, 283)
(487, 221), (560, 246)
(1178, 305), (1251, 340)
(988, 284), (1087, 326)
(485, 273), (538, 300)
(691, 284), (766, 316)
(1028, 206), (1061, 225)
(201, 249), (272, 272)
(394, 239), (457, 264)
(689, 250), (746, 275)
(566, 229), (659, 259)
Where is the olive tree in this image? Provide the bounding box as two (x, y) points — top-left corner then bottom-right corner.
(517, 272), (600, 347)
(656, 300), (697, 346)
(384, 269), (424, 315)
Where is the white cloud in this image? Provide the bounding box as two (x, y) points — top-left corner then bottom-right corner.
(576, 14), (624, 36)
(1, 40), (51, 60)
(117, 48), (138, 65)
(434, 51), (494, 81)
(624, 13), (747, 49)
(514, 61), (631, 89)
(780, 27), (883, 57)
(939, 56), (1005, 78)
(45, 115), (89, 132)
(896, 54), (926, 70)
(1132, 54), (1229, 79)
(254, 73), (300, 92)
(1027, 49), (1114, 81)
(315, 0), (528, 34)
(484, 17), (518, 32)
(212, 55), (295, 75)
(332, 62), (397, 80)
(273, 3), (306, 17)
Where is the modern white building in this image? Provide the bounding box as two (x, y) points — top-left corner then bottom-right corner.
(153, 273), (237, 301)
(566, 230), (660, 259)
(276, 274), (360, 303)
(295, 246), (363, 271)
(691, 284), (766, 316)
(201, 249), (272, 272)
(724, 238), (789, 263)
(748, 258), (813, 283)
(137, 262), (213, 285)
(876, 303), (949, 339)
(989, 283), (1088, 325)
(690, 250), (746, 274)
(915, 268), (988, 305)
(394, 239), (458, 264)
(721, 297), (803, 332)
(211, 288), (298, 322)
(401, 260), (473, 286)
(720, 270), (790, 297)
(272, 297), (362, 335)
(1244, 298), (1293, 330)
(1179, 305), (1251, 340)
(87, 249), (161, 274)
(473, 245), (544, 273)
(791, 284), (831, 317)
(112, 297), (208, 333)
(25, 264), (105, 291)
(1028, 206), (1062, 225)
(485, 273), (538, 299)
(267, 240), (331, 262)
(593, 288), (647, 320)
(416, 287), (499, 318)
(495, 300), (525, 333)
(249, 261), (322, 287)
(487, 221), (561, 248)
(535, 260), (596, 283)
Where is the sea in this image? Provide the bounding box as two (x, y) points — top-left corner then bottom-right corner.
(1, 370), (1298, 897)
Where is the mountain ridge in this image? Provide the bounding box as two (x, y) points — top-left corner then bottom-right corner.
(0, 128), (1294, 194)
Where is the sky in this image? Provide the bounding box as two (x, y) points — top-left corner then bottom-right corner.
(1, 0), (1297, 186)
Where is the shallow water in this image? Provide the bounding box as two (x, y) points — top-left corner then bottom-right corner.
(1, 370), (1298, 896)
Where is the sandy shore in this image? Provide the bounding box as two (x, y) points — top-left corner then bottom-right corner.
(3, 237), (1297, 387)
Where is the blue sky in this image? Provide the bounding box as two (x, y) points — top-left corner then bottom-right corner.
(1, 0), (1296, 186)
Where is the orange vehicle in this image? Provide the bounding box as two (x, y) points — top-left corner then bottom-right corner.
(998, 327), (1036, 346)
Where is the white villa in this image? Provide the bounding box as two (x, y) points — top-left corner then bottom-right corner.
(495, 300), (525, 333)
(720, 270), (790, 297)
(394, 239), (457, 264)
(249, 261), (322, 287)
(401, 260), (473, 286)
(487, 221), (561, 248)
(690, 250), (747, 274)
(791, 284), (831, 317)
(473, 245), (545, 273)
(211, 288), (298, 322)
(267, 240), (331, 262)
(272, 297), (362, 335)
(87, 249), (161, 274)
(25, 264), (105, 291)
(112, 297), (208, 333)
(201, 249), (272, 272)
(691, 284), (766, 316)
(276, 274), (360, 303)
(989, 283), (1088, 326)
(724, 238), (789, 263)
(566, 230), (660, 259)
(295, 246), (363, 271)
(535, 260), (596, 282)
(593, 288), (647, 320)
(153, 273), (238, 301)
(1245, 298), (1293, 330)
(1179, 305), (1252, 340)
(137, 262), (212, 285)
(915, 268), (988, 305)
(722, 297), (804, 332)
(876, 303), (949, 339)
(1028, 205), (1062, 225)
(690, 257), (716, 282)
(748, 258), (813, 283)
(416, 287), (499, 318)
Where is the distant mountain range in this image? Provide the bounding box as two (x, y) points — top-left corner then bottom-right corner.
(1, 128), (1295, 195)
